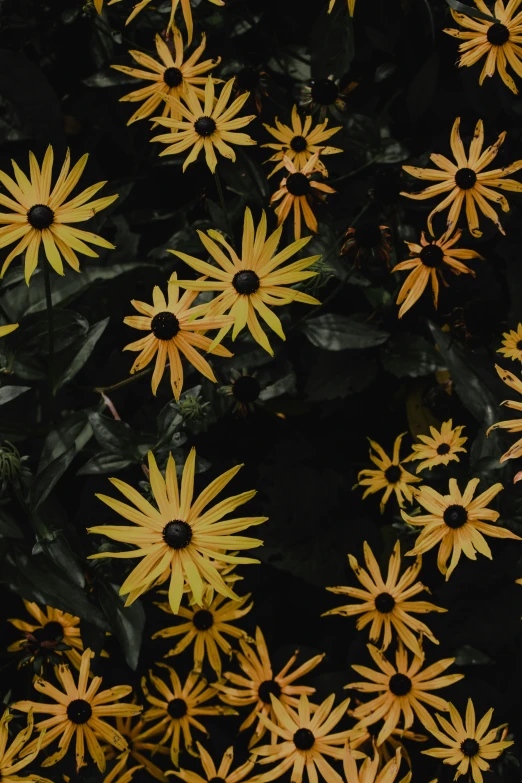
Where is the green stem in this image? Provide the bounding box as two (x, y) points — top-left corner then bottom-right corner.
(94, 363), (157, 394)
(43, 262), (55, 402)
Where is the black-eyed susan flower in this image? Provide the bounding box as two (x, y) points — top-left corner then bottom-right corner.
(253, 693), (365, 783)
(112, 31), (220, 125)
(323, 541), (446, 657)
(340, 224), (391, 269)
(403, 420), (467, 473)
(214, 626), (324, 747)
(262, 106), (342, 178)
(343, 745), (408, 783)
(102, 713), (170, 783)
(347, 724), (427, 770)
(0, 709), (52, 783)
(95, 0), (224, 43)
(301, 77), (357, 118)
(13, 648), (142, 772)
(220, 369), (263, 416)
(0, 323), (18, 337)
(151, 78), (255, 173)
(401, 118), (522, 237)
(498, 324), (522, 362)
(355, 434), (421, 514)
(402, 479), (520, 580)
(88, 448), (266, 614)
(328, 0), (356, 15)
(270, 153), (336, 240)
(0, 146), (117, 283)
(423, 699), (513, 783)
(172, 743), (254, 783)
(444, 1), (522, 95)
(172, 208), (321, 356)
(392, 230), (481, 318)
(153, 592), (253, 677)
(7, 600), (85, 671)
(123, 274), (233, 400)
(345, 643), (464, 745)
(141, 664), (236, 766)
(487, 364), (522, 461)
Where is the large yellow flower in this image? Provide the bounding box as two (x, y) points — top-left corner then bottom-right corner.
(12, 648), (141, 772)
(323, 540), (446, 657)
(0, 146), (117, 283)
(152, 78), (255, 173)
(444, 0), (522, 94)
(112, 31), (220, 125)
(401, 118), (522, 237)
(102, 713), (170, 783)
(402, 479), (520, 579)
(403, 420), (468, 473)
(497, 323), (522, 362)
(172, 208), (321, 356)
(172, 743), (254, 783)
(88, 448), (266, 613)
(355, 434), (421, 513)
(0, 709), (52, 783)
(95, 0), (224, 43)
(7, 600), (85, 671)
(487, 363), (522, 461)
(343, 746), (410, 783)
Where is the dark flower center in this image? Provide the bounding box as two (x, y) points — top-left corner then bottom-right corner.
(151, 311), (180, 340)
(27, 204), (54, 229)
(437, 443), (451, 455)
(293, 727), (315, 750)
(517, 340), (522, 351)
(285, 172), (311, 196)
(311, 78), (339, 105)
(443, 504), (468, 529)
(193, 609), (214, 631)
(233, 270), (260, 295)
(389, 673), (412, 696)
(163, 520), (193, 549)
(420, 244), (444, 268)
(33, 621), (64, 643)
(163, 67), (184, 88)
(461, 738), (480, 756)
(194, 116), (216, 136)
(374, 592), (396, 613)
(67, 699), (93, 724)
(235, 67), (260, 91)
(455, 168), (477, 190)
(355, 223), (384, 249)
(487, 22), (510, 45)
(167, 698), (188, 719)
(384, 465), (402, 484)
(233, 375), (261, 404)
(258, 679), (282, 704)
(290, 135), (308, 153)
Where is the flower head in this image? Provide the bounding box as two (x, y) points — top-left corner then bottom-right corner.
(355, 434), (421, 514)
(0, 709), (52, 783)
(172, 743), (254, 783)
(403, 420), (467, 473)
(343, 745), (409, 783)
(102, 713), (170, 783)
(487, 363), (522, 461)
(8, 600), (85, 671)
(497, 324), (522, 362)
(220, 369), (263, 416)
(340, 224), (391, 270)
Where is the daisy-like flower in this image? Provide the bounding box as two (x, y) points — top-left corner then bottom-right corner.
(340, 224), (391, 269)
(402, 478), (520, 579)
(270, 153), (336, 240)
(12, 648), (142, 772)
(343, 745), (409, 783)
(355, 434), (421, 514)
(0, 323), (18, 337)
(403, 420), (467, 473)
(392, 230), (481, 318)
(151, 77), (255, 173)
(328, 0), (356, 15)
(400, 117), (522, 237)
(0, 146), (117, 283)
(253, 693), (365, 783)
(487, 363), (522, 461)
(123, 274), (233, 400)
(497, 324), (522, 362)
(7, 600), (85, 671)
(102, 713), (170, 783)
(0, 709), (52, 783)
(141, 664), (236, 766)
(323, 540), (446, 657)
(112, 31), (220, 125)
(348, 724), (428, 770)
(172, 208), (321, 356)
(262, 106), (342, 178)
(220, 369), (263, 416)
(423, 699), (514, 783)
(152, 592), (253, 677)
(213, 625), (324, 747)
(88, 448), (267, 613)
(444, 0), (522, 95)
(95, 0), (224, 43)
(300, 77), (357, 119)
(345, 643), (464, 745)
(172, 743), (254, 783)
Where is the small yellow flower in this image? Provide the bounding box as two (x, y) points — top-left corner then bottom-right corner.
(7, 600), (85, 670)
(497, 323), (522, 362)
(343, 745), (410, 783)
(0, 708), (53, 783)
(403, 419), (467, 473)
(355, 434), (421, 513)
(487, 363), (522, 461)
(172, 743), (254, 783)
(102, 713), (170, 783)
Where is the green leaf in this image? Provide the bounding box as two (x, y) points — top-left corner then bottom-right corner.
(38, 413), (93, 475)
(445, 0), (495, 22)
(88, 412), (145, 458)
(98, 581), (145, 670)
(53, 318), (109, 391)
(32, 526), (85, 588)
(407, 52), (440, 122)
(311, 4), (354, 78)
(78, 453), (135, 475)
(0, 506), (23, 539)
(30, 445), (77, 511)
(301, 314), (389, 350)
(0, 386), (30, 405)
(381, 333), (443, 378)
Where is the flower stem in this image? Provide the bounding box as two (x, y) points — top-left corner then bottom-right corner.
(43, 262), (55, 404)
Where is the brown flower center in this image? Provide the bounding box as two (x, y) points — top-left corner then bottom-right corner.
(27, 204), (54, 229)
(420, 244), (444, 268)
(311, 78), (339, 105)
(389, 673), (412, 696)
(487, 22), (510, 45)
(193, 610), (214, 631)
(194, 116), (216, 136)
(163, 520), (192, 549)
(374, 592), (395, 613)
(290, 135), (308, 152)
(455, 168), (477, 190)
(233, 375), (260, 403)
(151, 312), (180, 340)
(233, 270), (260, 295)
(293, 727), (315, 750)
(67, 699), (93, 724)
(437, 443), (451, 455)
(443, 504), (468, 529)
(461, 738), (480, 757)
(384, 465), (402, 484)
(167, 698), (188, 718)
(258, 679), (282, 703)
(286, 172), (311, 196)
(163, 67), (183, 87)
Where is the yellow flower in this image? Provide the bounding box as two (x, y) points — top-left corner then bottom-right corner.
(112, 31), (220, 125)
(0, 323), (18, 337)
(343, 745), (410, 783)
(12, 648), (142, 772)
(102, 713), (170, 783)
(270, 153), (336, 240)
(346, 643), (464, 745)
(171, 743), (254, 783)
(0, 146), (117, 283)
(328, 0), (356, 15)
(141, 664), (236, 766)
(487, 363), (522, 460)
(0, 708), (52, 783)
(497, 324), (522, 362)
(423, 699), (513, 783)
(151, 78), (255, 173)
(347, 725), (428, 771)
(7, 600), (85, 671)
(401, 117), (522, 237)
(355, 434), (421, 514)
(402, 478), (520, 580)
(95, 0), (224, 43)
(444, 0), (522, 94)
(403, 419), (468, 473)
(262, 105), (342, 178)
(172, 208), (321, 355)
(88, 448), (267, 613)
(392, 230), (480, 318)
(152, 591), (253, 677)
(213, 626), (324, 746)
(123, 274), (233, 400)
(323, 540), (446, 657)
